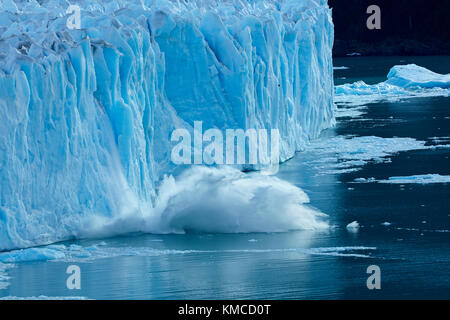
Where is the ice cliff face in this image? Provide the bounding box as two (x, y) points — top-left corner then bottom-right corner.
(0, 0), (334, 250)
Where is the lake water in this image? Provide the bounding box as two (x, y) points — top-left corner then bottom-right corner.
(1, 56), (449, 300)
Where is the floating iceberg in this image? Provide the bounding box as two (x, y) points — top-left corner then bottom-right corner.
(386, 64), (450, 89)
(0, 0), (335, 250)
(335, 64), (450, 105)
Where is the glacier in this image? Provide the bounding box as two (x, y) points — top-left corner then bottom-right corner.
(0, 0), (334, 250)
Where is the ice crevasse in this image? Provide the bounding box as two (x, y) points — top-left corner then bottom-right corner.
(0, 0), (334, 250)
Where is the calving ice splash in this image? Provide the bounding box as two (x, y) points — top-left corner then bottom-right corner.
(0, 0), (335, 250)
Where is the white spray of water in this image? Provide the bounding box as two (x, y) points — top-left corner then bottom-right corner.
(80, 166), (328, 238)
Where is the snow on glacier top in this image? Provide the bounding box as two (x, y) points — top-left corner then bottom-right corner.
(0, 0), (327, 73)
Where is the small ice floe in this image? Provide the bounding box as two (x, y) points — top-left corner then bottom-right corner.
(353, 174), (450, 185)
(378, 174), (450, 184)
(381, 222), (392, 226)
(335, 105), (367, 119)
(346, 52), (361, 56)
(306, 136), (435, 176)
(346, 221), (360, 232)
(305, 246), (376, 258)
(429, 136), (450, 144)
(353, 177), (376, 183)
(334, 66), (349, 70)
(248, 239), (258, 242)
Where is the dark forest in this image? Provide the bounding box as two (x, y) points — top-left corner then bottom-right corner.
(329, 0), (450, 56)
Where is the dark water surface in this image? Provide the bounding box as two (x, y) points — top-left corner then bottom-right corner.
(1, 56), (449, 300)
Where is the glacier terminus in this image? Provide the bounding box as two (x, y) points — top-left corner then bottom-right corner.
(0, 0), (335, 251)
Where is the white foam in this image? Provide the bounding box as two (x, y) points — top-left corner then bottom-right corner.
(79, 166), (329, 237)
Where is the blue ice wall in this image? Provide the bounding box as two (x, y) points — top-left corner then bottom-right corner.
(0, 0), (334, 250)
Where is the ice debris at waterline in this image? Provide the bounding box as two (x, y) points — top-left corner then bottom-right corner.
(0, 262), (14, 290)
(304, 135), (449, 176)
(0, 244), (376, 264)
(0, 0), (335, 250)
(335, 64), (450, 105)
(354, 174), (450, 185)
(346, 221), (360, 232)
(335, 105), (367, 119)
